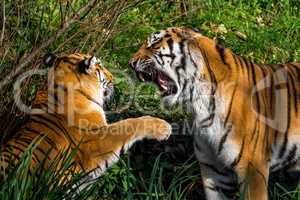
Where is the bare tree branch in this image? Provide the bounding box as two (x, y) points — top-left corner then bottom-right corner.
(0, 0), (5, 46)
(88, 0), (127, 53)
(0, 0), (98, 90)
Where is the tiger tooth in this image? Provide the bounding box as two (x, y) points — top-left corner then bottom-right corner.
(160, 84), (168, 91)
(139, 73), (145, 81)
(158, 78), (166, 85)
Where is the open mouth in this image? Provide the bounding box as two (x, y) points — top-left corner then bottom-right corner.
(135, 66), (177, 97)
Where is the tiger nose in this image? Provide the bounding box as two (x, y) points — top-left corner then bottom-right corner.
(129, 58), (138, 69)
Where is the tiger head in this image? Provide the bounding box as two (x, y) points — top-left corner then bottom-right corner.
(129, 27), (226, 105)
(43, 53), (113, 109)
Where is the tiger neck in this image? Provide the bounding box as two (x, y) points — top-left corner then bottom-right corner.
(32, 89), (107, 128)
(196, 37), (237, 85)
(188, 39), (240, 129)
(191, 38), (243, 121)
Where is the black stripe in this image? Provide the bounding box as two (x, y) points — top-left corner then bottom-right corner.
(155, 53), (164, 66)
(241, 57), (251, 84)
(105, 160), (108, 168)
(287, 65), (298, 114)
(217, 125), (232, 153)
(30, 118), (61, 137)
(5, 144), (28, 160)
(167, 38), (174, 54)
(224, 85), (237, 126)
(181, 79), (188, 93)
(250, 62), (260, 115)
(175, 66), (182, 85)
(76, 89), (102, 108)
(17, 136), (53, 161)
(223, 55), (239, 126)
(198, 114), (214, 128)
(278, 68), (291, 158)
(236, 56), (245, 74)
(178, 40), (186, 71)
(30, 115), (80, 154)
(119, 145), (125, 156)
(200, 50), (217, 125)
(12, 140), (40, 163)
(249, 61), (260, 145)
(31, 115), (65, 136)
(250, 116), (259, 145)
(2, 150), (22, 165)
(284, 144), (297, 164)
(289, 63), (300, 83)
(206, 185), (217, 191)
(231, 137), (245, 167)
(187, 45), (198, 69)
(166, 38), (176, 67)
(175, 40), (186, 85)
(13, 139), (45, 163)
(189, 85), (194, 102)
(216, 44), (228, 66)
(268, 65), (279, 147)
(23, 127), (58, 150)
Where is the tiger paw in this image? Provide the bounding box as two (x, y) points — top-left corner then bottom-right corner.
(138, 116), (172, 141)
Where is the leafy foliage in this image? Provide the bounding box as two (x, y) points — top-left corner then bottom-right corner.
(1, 0), (300, 199)
(0, 138), (98, 200)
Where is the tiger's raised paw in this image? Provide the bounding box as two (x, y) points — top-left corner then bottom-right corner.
(138, 116), (172, 141)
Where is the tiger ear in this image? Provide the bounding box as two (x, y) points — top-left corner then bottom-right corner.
(78, 56), (96, 74)
(43, 53), (57, 68)
(43, 53), (57, 67)
(192, 27), (202, 34)
(215, 37), (225, 48)
(184, 26), (203, 34)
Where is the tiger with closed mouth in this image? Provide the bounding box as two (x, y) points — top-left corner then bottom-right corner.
(1, 53), (171, 184)
(130, 27), (300, 200)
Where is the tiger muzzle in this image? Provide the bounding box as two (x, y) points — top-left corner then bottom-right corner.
(129, 58), (178, 97)
(129, 58), (138, 69)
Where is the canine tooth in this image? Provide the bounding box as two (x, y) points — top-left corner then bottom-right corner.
(139, 73), (145, 81)
(160, 84), (168, 91)
(158, 78), (167, 84)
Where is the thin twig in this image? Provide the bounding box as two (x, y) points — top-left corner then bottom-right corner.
(0, 0), (98, 90)
(0, 0), (5, 46)
(89, 1), (126, 53)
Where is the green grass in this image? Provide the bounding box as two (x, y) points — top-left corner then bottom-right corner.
(0, 137), (98, 200)
(2, 0), (300, 199)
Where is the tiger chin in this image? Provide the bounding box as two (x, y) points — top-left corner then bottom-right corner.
(130, 27), (300, 200)
(1, 53), (171, 183)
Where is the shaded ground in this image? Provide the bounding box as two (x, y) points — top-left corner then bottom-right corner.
(1, 0), (300, 199)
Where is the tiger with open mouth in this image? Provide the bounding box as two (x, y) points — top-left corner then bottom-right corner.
(130, 27), (300, 200)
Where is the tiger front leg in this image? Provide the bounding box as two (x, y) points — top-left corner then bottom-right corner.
(79, 116), (171, 171)
(133, 115), (172, 140)
(237, 162), (269, 200)
(200, 163), (238, 200)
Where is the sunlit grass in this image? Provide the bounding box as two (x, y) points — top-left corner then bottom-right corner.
(1, 0), (300, 199)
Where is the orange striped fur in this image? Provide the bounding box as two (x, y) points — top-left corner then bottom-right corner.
(130, 27), (300, 200)
(1, 53), (171, 181)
